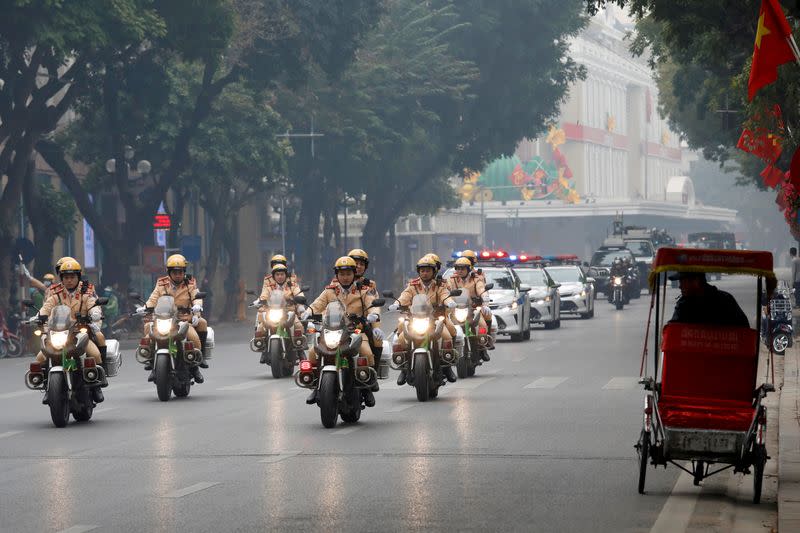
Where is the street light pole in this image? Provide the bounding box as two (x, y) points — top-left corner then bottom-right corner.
(344, 202), (348, 250)
(280, 196), (286, 253)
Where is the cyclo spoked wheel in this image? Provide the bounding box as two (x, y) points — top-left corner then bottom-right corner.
(155, 353), (172, 402)
(414, 352), (431, 402)
(637, 430), (650, 494)
(6, 337), (23, 357)
(318, 373), (339, 428)
(753, 444), (767, 504)
(48, 373), (70, 428)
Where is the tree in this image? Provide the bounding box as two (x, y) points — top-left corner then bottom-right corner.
(0, 0), (167, 307)
(185, 83), (290, 320)
(22, 172), (78, 278)
(37, 0), (381, 295)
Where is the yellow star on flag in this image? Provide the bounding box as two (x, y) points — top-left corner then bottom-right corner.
(755, 12), (771, 48)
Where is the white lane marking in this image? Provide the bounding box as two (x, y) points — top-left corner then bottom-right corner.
(0, 430), (23, 440)
(524, 377), (568, 389)
(649, 469), (699, 533)
(331, 426), (361, 436)
(449, 376), (496, 390)
(57, 526), (99, 533)
(602, 377), (640, 390)
(385, 404), (415, 413)
(259, 451), (301, 464)
(163, 482), (220, 498)
(0, 390), (29, 400)
(216, 380), (264, 391)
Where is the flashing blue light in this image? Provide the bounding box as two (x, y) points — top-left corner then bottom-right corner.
(543, 255), (557, 261)
(451, 251), (464, 258)
(509, 255), (518, 261)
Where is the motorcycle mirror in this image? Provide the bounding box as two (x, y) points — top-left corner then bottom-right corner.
(382, 290), (395, 298)
(484, 283), (494, 291)
(128, 292), (140, 300)
(370, 298), (386, 308)
(519, 284), (531, 293)
(301, 286), (310, 292)
(194, 291), (207, 299)
(293, 295), (307, 305)
(449, 289), (462, 297)
(95, 297), (109, 306)
(246, 289), (256, 295)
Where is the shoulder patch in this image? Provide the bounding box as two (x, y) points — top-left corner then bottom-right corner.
(410, 278), (421, 286)
(157, 276), (171, 286)
(325, 283), (337, 290)
(50, 283), (64, 294)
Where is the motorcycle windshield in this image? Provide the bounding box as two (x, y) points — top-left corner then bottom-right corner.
(322, 301), (346, 330)
(267, 291), (285, 309)
(154, 296), (176, 319)
(49, 305), (73, 331)
(410, 294), (433, 317)
(452, 293), (470, 308)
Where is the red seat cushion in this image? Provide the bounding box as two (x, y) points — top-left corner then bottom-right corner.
(659, 396), (755, 431)
(659, 324), (758, 431)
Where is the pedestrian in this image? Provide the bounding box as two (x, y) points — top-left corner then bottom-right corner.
(791, 247), (800, 308)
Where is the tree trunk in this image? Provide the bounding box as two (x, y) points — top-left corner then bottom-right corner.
(296, 173), (325, 291)
(220, 214), (240, 321)
(361, 208), (395, 289)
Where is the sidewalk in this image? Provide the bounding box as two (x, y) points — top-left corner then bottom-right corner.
(779, 339), (800, 530)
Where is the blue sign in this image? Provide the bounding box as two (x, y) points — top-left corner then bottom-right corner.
(181, 235), (202, 263)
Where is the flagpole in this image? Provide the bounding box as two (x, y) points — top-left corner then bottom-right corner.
(788, 34), (800, 66)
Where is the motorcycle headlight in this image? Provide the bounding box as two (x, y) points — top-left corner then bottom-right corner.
(580, 290), (587, 297)
(268, 309), (284, 324)
(613, 277), (623, 286)
(511, 301), (518, 310)
(323, 329), (342, 349)
(411, 317), (430, 335)
(50, 330), (69, 350)
(156, 318), (173, 336)
(454, 308), (469, 323)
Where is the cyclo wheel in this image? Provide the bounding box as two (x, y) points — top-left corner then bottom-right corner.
(638, 430), (650, 494)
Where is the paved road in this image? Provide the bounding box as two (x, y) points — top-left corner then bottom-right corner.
(0, 277), (777, 532)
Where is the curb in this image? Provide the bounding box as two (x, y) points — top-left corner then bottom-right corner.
(779, 342), (800, 531)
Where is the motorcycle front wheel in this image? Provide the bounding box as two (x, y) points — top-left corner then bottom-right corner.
(318, 373), (339, 428)
(48, 373), (70, 428)
(155, 353), (172, 402)
(773, 333), (790, 355)
(269, 342), (284, 379)
(414, 352), (431, 402)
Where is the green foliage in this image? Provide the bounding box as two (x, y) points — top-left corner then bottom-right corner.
(33, 182), (78, 237)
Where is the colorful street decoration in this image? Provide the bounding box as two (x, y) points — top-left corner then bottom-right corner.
(459, 126), (579, 204)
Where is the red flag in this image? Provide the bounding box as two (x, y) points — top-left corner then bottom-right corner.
(761, 163), (785, 188)
(737, 128), (783, 162)
(748, 0), (797, 100)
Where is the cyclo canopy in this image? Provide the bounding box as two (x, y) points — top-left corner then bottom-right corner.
(648, 247), (777, 295)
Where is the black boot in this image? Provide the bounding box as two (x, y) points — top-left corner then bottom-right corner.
(144, 358), (153, 371)
(397, 369), (407, 386)
(91, 387), (104, 403)
(147, 369), (155, 382)
(443, 365), (457, 383)
(42, 393), (49, 405)
(190, 366), (204, 384)
(198, 331), (209, 368)
(259, 350), (268, 364)
(480, 350), (491, 362)
(306, 388), (319, 405)
(362, 389), (375, 407)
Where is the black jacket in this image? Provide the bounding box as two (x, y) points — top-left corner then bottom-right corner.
(670, 284), (750, 328)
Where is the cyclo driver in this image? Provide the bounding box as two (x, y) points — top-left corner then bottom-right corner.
(302, 257), (382, 407)
(446, 257), (491, 361)
(142, 254), (208, 383)
(35, 259), (108, 403)
(390, 255), (458, 385)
